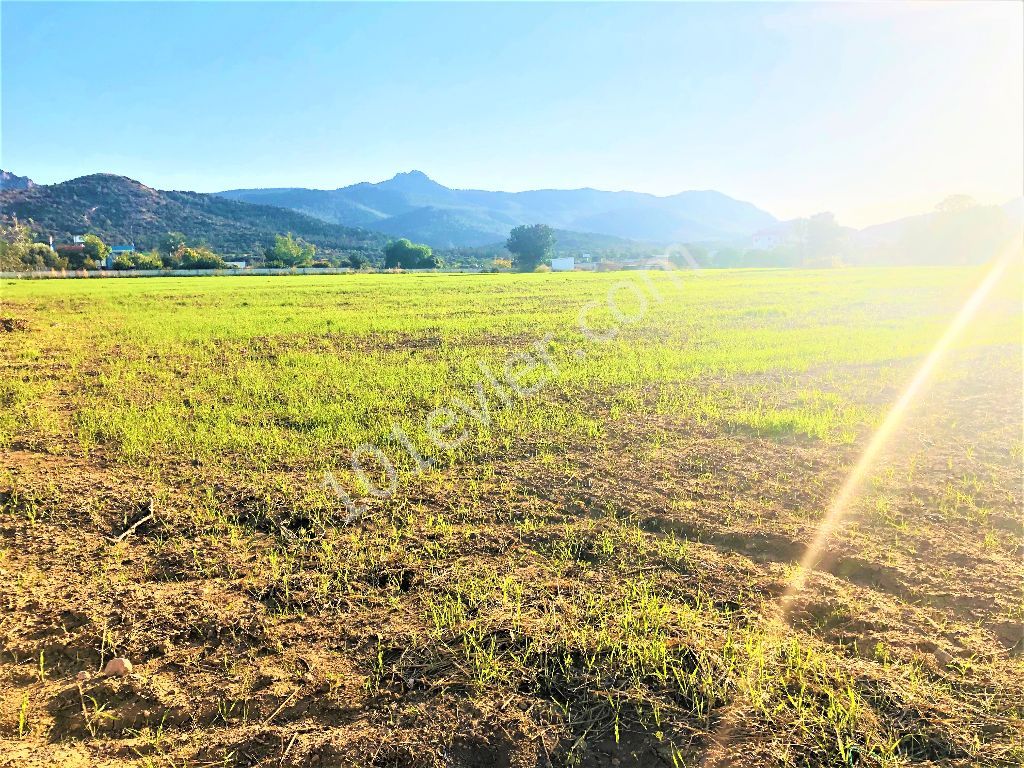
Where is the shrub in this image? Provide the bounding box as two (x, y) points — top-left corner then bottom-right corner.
(132, 250), (164, 269)
(173, 244), (227, 270)
(110, 252), (134, 270)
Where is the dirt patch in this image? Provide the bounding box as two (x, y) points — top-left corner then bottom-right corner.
(1, 345), (1021, 766)
(0, 317), (29, 332)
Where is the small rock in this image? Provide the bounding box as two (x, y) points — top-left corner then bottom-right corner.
(934, 650), (953, 668)
(103, 657), (133, 677)
(76, 670), (92, 682)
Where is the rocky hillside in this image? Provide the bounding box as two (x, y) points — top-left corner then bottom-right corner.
(0, 174), (387, 256)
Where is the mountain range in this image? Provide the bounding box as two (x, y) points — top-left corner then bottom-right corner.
(3, 169), (1020, 264)
(0, 173), (386, 256)
(219, 171), (778, 248)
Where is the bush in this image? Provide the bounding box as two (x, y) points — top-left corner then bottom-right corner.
(1, 224), (72, 271)
(132, 250), (164, 269)
(533, 264), (552, 273)
(110, 252), (134, 270)
(26, 243), (67, 270)
(173, 244), (227, 270)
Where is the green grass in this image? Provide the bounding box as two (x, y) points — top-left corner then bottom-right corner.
(1, 266), (1021, 767)
(2, 268), (1015, 476)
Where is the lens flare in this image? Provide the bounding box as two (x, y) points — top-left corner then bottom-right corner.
(703, 237), (1022, 766)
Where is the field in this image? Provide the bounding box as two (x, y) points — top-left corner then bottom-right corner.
(0, 267), (1021, 768)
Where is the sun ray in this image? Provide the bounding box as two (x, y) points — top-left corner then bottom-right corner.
(702, 237), (1022, 767)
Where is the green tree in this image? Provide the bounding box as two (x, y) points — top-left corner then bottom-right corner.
(347, 252), (371, 270)
(132, 250), (164, 269)
(110, 252), (134, 270)
(266, 233), (315, 267)
(417, 252), (443, 269)
(159, 232), (188, 255)
(0, 223), (64, 271)
(506, 224), (555, 271)
(61, 246), (94, 270)
(35, 244), (68, 270)
(82, 234), (110, 267)
(174, 244), (227, 269)
(383, 238), (433, 269)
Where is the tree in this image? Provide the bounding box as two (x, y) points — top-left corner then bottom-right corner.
(418, 252), (443, 269)
(132, 250), (164, 269)
(110, 252), (134, 270)
(33, 244), (67, 270)
(0, 223), (69, 271)
(174, 244), (227, 269)
(266, 233), (315, 267)
(384, 238), (433, 269)
(82, 234), (110, 267)
(60, 246), (94, 270)
(506, 224), (555, 270)
(897, 199), (1010, 265)
(347, 252), (371, 270)
(159, 232), (188, 255)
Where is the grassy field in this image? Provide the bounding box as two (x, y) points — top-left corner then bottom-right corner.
(0, 267), (1021, 767)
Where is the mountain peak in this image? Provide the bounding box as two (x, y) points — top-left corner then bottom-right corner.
(69, 172), (148, 186)
(0, 170), (35, 191)
(378, 170), (449, 193)
(392, 170), (432, 181)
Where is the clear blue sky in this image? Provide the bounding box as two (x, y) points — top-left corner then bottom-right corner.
(2, 1), (1021, 226)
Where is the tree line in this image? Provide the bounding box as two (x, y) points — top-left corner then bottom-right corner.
(1, 220), (564, 273)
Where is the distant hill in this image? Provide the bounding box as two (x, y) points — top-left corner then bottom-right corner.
(219, 170), (778, 247)
(0, 170), (35, 191)
(849, 199), (1019, 266)
(855, 197), (1023, 248)
(0, 174), (386, 256)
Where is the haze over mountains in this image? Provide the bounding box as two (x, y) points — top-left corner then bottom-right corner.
(218, 171), (778, 248)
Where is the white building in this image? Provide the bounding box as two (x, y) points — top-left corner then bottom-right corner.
(551, 256), (575, 271)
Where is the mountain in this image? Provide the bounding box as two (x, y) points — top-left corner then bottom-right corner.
(855, 197), (1023, 248)
(0, 170), (35, 191)
(848, 199), (1019, 266)
(219, 171), (777, 247)
(0, 174), (386, 256)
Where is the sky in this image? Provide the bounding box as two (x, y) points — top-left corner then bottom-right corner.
(2, 1), (1022, 228)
